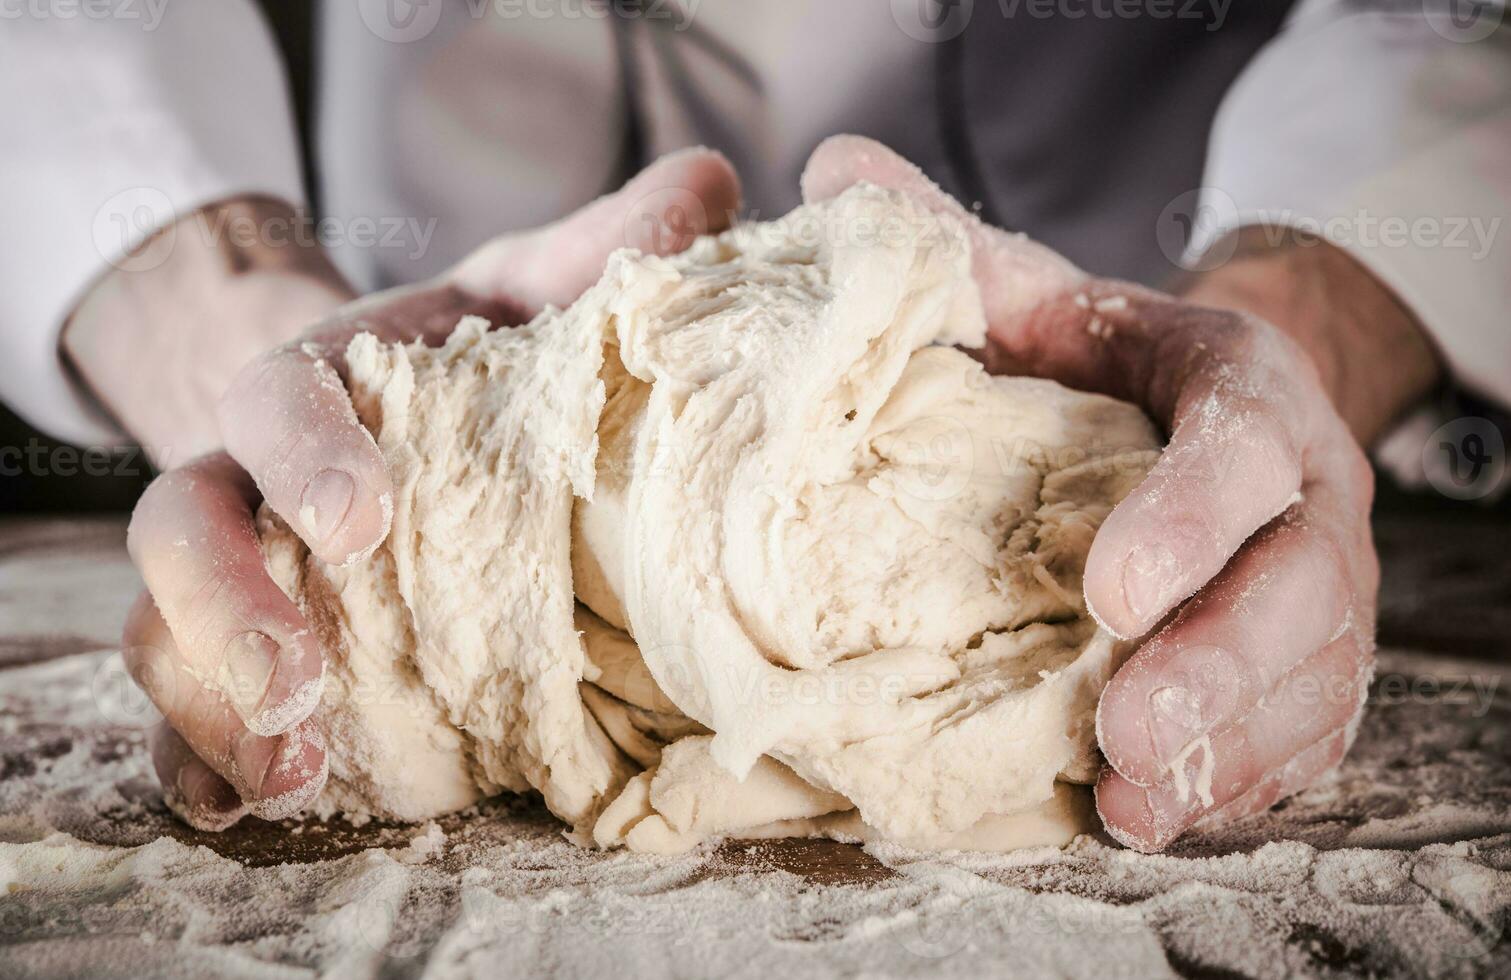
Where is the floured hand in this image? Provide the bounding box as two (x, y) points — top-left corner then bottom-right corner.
(121, 149), (743, 829)
(801, 136), (1382, 852)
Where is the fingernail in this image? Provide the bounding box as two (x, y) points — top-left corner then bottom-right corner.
(229, 725), (276, 799)
(167, 755), (246, 831)
(1146, 645), (1248, 766)
(178, 759), (219, 808)
(1143, 779), (1204, 848)
(222, 631), (279, 721)
(178, 760), (237, 811)
(247, 721), (328, 821)
(1121, 543), (1179, 623)
(300, 469), (355, 546)
(1147, 684), (1205, 765)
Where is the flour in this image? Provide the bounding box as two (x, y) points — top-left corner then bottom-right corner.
(1, 647), (1507, 977)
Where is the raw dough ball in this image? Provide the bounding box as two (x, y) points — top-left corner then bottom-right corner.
(258, 183), (1162, 850)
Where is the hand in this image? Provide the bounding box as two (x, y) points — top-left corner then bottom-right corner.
(802, 135), (1438, 851)
(64, 197), (355, 465)
(122, 148), (743, 829)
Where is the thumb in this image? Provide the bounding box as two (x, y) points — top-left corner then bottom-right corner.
(451, 145), (743, 312)
(800, 134), (1085, 325)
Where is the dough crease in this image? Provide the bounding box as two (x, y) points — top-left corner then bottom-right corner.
(257, 184), (1162, 850)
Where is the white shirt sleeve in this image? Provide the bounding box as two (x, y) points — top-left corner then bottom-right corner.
(1193, 0), (1511, 417)
(0, 0), (306, 446)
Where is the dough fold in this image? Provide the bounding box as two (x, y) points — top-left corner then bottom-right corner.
(259, 183), (1162, 849)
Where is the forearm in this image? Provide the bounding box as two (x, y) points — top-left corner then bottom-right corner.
(1176, 229), (1443, 448)
(63, 197), (355, 465)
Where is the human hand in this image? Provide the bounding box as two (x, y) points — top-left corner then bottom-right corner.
(64, 197), (356, 465)
(801, 135), (1432, 851)
(122, 148), (743, 828)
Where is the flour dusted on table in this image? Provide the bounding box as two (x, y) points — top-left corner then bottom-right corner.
(258, 183), (1162, 851)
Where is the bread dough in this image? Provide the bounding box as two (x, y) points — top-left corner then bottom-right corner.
(257, 183), (1162, 850)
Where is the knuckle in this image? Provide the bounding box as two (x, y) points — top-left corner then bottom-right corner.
(133, 468), (191, 523)
(181, 579), (260, 660)
(1294, 532), (1357, 636)
(1177, 495), (1229, 557)
(219, 347), (317, 470)
(1229, 312), (1302, 368)
(128, 458), (237, 550)
(181, 682), (230, 742)
(1342, 441), (1376, 513)
(1199, 308), (1252, 349)
(1310, 534), (1354, 596)
(128, 467), (208, 548)
(222, 345), (297, 411)
(258, 426), (315, 498)
(1241, 406), (1304, 489)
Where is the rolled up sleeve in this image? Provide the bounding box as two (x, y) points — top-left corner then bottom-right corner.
(1193, 0), (1511, 413)
(0, 0), (306, 445)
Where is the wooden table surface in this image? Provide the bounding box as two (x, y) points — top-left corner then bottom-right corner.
(1, 499), (1507, 978)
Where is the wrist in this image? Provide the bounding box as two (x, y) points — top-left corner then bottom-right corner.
(1176, 227), (1442, 446)
(64, 197), (355, 463)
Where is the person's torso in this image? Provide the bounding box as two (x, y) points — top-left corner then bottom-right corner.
(316, 0), (1293, 291)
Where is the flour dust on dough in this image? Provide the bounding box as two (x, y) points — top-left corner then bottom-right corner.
(255, 183), (1163, 852)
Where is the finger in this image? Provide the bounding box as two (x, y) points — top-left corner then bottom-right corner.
(1096, 634), (1369, 852)
(127, 457), (324, 735)
(220, 279), (522, 566)
(1187, 728), (1351, 833)
(219, 333), (395, 567)
(1098, 727), (1352, 854)
(223, 149), (740, 567)
(1095, 507), (1362, 786)
(148, 722), (246, 832)
(124, 592), (327, 820)
(800, 134), (1085, 327)
(801, 139), (1250, 417)
(451, 145), (743, 309)
(1081, 306), (1340, 637)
